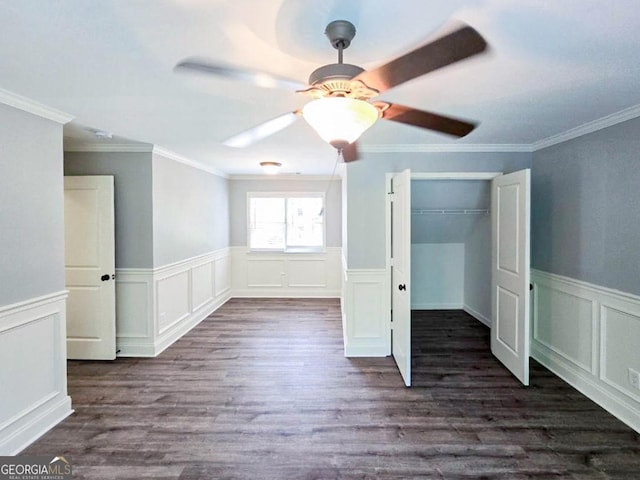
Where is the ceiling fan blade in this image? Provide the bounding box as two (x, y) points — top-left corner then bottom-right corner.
(378, 103), (476, 138)
(353, 24), (487, 94)
(175, 58), (307, 91)
(223, 111), (301, 148)
(342, 142), (359, 162)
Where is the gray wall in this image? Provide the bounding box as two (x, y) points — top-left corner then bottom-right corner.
(152, 153), (229, 266)
(64, 151), (154, 268)
(464, 213), (491, 320)
(0, 104), (65, 305)
(532, 117), (640, 296)
(229, 177), (342, 247)
(346, 152), (532, 269)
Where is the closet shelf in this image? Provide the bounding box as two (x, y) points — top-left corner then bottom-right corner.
(411, 209), (490, 215)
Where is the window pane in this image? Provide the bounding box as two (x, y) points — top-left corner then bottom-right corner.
(286, 197), (323, 247)
(249, 197), (285, 249)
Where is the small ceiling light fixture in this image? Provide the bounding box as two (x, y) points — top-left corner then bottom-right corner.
(302, 97), (378, 150)
(260, 161), (281, 175)
(88, 128), (113, 139)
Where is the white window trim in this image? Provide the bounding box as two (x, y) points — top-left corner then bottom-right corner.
(246, 192), (327, 253)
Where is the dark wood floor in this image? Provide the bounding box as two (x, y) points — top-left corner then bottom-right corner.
(25, 300), (640, 479)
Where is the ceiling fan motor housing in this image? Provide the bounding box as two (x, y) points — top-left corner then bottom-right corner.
(309, 63), (363, 88)
(306, 63), (379, 100)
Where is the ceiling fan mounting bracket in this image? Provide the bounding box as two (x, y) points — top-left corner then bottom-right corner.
(325, 20), (356, 50)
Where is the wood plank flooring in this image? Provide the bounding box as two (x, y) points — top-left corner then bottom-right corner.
(24, 300), (640, 479)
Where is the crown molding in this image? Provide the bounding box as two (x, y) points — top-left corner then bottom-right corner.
(0, 88), (73, 124)
(152, 146), (228, 179)
(228, 174), (341, 181)
(359, 143), (532, 153)
(64, 143), (153, 153)
(532, 103), (640, 151)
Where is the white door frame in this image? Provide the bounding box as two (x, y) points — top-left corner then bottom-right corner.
(384, 171), (502, 353)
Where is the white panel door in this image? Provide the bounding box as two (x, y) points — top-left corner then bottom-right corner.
(391, 169), (411, 386)
(64, 176), (116, 360)
(491, 169), (531, 385)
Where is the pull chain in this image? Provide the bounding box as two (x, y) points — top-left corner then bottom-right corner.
(319, 149), (342, 217)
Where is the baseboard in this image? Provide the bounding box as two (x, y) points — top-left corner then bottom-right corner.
(532, 340), (640, 433)
(411, 303), (463, 310)
(154, 292), (231, 356)
(344, 343), (390, 357)
(116, 341), (156, 357)
(2, 395), (72, 455)
(232, 289), (340, 298)
(463, 304), (491, 327)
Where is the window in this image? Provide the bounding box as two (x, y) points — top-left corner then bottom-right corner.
(248, 193), (325, 252)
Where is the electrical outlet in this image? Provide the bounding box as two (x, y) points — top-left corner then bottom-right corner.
(628, 368), (640, 389)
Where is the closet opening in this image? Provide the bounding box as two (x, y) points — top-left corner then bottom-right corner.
(411, 179), (491, 326)
(387, 170), (531, 387)
(410, 179), (493, 384)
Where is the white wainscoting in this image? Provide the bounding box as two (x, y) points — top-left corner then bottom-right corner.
(531, 269), (640, 433)
(0, 291), (72, 455)
(342, 265), (390, 357)
(230, 247), (341, 297)
(115, 248), (232, 357)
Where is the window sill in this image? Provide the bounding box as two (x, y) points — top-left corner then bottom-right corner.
(247, 248), (326, 255)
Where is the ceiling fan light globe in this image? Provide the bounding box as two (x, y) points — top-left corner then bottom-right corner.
(302, 97), (378, 146)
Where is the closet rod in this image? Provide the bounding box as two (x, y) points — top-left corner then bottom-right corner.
(411, 209), (490, 215)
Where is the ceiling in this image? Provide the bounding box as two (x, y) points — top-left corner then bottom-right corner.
(2, 0), (640, 175)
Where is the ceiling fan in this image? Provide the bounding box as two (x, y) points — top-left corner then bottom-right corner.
(175, 19), (487, 162)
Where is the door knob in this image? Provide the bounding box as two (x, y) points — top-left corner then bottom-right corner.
(101, 274), (110, 281)
(398, 284), (406, 291)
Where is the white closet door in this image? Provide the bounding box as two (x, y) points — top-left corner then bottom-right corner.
(392, 169), (411, 386)
(491, 169), (531, 385)
(64, 176), (116, 360)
